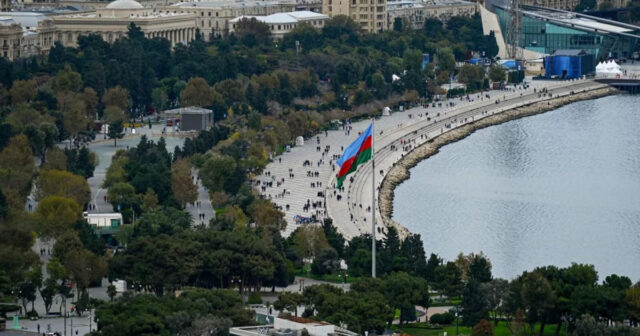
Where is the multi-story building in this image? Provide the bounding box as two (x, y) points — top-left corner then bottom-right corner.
(1, 0), (9, 11)
(48, 0), (197, 48)
(229, 10), (328, 39)
(0, 12), (55, 59)
(295, 0), (322, 12)
(0, 17), (23, 60)
(322, 0), (387, 33)
(386, 0), (424, 29)
(167, 0), (296, 39)
(422, 0), (476, 23)
(386, 0), (476, 30)
(520, 0), (579, 11)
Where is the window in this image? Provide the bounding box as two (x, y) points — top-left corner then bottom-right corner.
(110, 219), (120, 228)
(216, 12), (219, 16)
(201, 11), (204, 16)
(208, 11), (211, 16)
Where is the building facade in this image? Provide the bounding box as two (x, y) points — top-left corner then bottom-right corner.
(423, 0), (476, 23)
(0, 17), (23, 60)
(495, 5), (640, 59)
(386, 0), (476, 31)
(229, 10), (327, 39)
(322, 0), (387, 33)
(167, 0), (296, 39)
(386, 0), (424, 30)
(520, 0), (579, 10)
(49, 0), (197, 48)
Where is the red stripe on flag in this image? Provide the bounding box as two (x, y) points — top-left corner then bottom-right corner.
(337, 135), (372, 178)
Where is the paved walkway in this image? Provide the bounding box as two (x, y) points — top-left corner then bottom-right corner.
(257, 79), (607, 238)
(85, 125), (214, 226)
(186, 169), (215, 226)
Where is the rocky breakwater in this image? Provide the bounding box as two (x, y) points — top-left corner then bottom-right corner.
(378, 86), (618, 230)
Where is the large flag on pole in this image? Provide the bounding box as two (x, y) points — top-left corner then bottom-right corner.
(336, 123), (373, 188)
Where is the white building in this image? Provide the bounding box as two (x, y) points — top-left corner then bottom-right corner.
(229, 10), (327, 39)
(168, 0), (296, 40)
(48, 0), (198, 48)
(83, 212), (123, 230)
(0, 11), (54, 59)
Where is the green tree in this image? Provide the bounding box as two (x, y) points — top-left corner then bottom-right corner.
(9, 79), (38, 104)
(469, 253), (492, 283)
(292, 225), (329, 262)
(35, 196), (82, 239)
(171, 158), (198, 208)
(438, 48), (456, 74)
(627, 283), (640, 324)
(152, 87), (169, 111)
(102, 86), (131, 113)
(435, 262), (463, 298)
(393, 17), (403, 32)
(462, 280), (489, 326)
(383, 272), (429, 327)
(488, 65), (506, 83)
(234, 18), (271, 46)
(519, 271), (556, 336)
(322, 15), (360, 39)
(108, 119), (124, 147)
(36, 169), (91, 207)
(180, 77), (217, 107)
(0, 134), (35, 209)
(482, 278), (508, 326)
(274, 292), (304, 316)
(458, 64), (485, 88)
(200, 154), (238, 193)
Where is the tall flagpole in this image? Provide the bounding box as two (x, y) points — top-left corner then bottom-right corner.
(371, 117), (376, 278)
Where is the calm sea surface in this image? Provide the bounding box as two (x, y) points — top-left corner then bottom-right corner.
(392, 95), (640, 281)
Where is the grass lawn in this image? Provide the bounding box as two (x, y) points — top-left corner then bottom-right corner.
(294, 266), (361, 284)
(397, 320), (566, 336)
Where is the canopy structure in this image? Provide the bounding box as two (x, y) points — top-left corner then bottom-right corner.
(296, 136), (304, 146)
(596, 60), (623, 77)
(382, 107), (391, 116)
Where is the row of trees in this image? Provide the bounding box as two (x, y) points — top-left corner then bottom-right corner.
(274, 272), (429, 333)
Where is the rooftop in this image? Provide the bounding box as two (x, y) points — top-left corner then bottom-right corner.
(106, 0), (144, 9)
(0, 12), (49, 28)
(164, 106), (213, 114)
(511, 5), (640, 37)
(171, 0), (292, 9)
(231, 10), (326, 24)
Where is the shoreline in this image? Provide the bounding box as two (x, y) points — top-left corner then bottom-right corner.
(378, 86), (618, 233)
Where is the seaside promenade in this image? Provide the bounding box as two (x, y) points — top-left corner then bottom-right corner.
(257, 79), (610, 239)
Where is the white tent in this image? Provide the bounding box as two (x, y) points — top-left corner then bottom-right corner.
(296, 136), (304, 146)
(382, 106), (391, 116)
(596, 61), (623, 77)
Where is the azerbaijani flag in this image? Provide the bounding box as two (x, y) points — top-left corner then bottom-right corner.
(336, 123), (373, 188)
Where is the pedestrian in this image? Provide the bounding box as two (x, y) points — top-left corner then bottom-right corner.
(37, 324), (40, 333)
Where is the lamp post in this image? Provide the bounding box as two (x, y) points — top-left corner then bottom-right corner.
(455, 307), (459, 336)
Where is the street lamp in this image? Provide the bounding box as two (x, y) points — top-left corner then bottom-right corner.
(455, 306), (459, 336)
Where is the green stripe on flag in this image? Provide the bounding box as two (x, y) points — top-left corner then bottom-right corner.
(336, 147), (372, 188)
